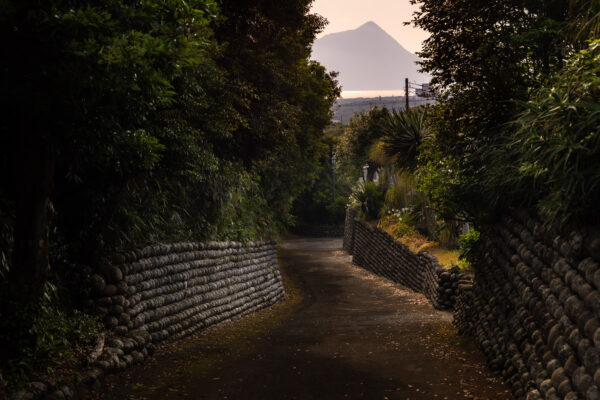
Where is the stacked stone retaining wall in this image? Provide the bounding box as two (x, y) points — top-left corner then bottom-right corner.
(15, 240), (285, 399)
(453, 210), (600, 399)
(343, 207), (358, 254)
(345, 210), (469, 310)
(34, 241), (285, 399)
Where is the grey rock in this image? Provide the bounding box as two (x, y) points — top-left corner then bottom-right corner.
(105, 266), (123, 283)
(9, 391), (33, 400)
(105, 338), (124, 349)
(103, 284), (117, 297)
(115, 325), (128, 335)
(131, 351), (145, 364)
(91, 274), (106, 293)
(29, 381), (47, 394)
(82, 368), (103, 385)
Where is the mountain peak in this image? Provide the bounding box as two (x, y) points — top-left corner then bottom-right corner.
(356, 21), (386, 33)
(311, 22), (430, 91)
(357, 21), (380, 30)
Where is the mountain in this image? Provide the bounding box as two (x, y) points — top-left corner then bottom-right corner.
(311, 21), (429, 91)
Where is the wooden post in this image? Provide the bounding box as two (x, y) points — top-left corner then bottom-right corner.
(405, 78), (409, 110)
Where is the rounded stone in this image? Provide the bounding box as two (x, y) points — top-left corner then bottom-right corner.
(115, 325), (128, 335)
(97, 297), (112, 307)
(93, 360), (110, 371)
(103, 284), (117, 297)
(573, 367), (591, 393)
(82, 368), (103, 385)
(105, 266), (123, 283)
(564, 355), (579, 375)
(116, 281), (128, 294)
(548, 325), (561, 347)
(585, 230), (600, 261)
(118, 313), (131, 326)
(550, 367), (567, 387)
(546, 359), (561, 374)
(584, 347), (600, 371)
(103, 316), (118, 329)
(557, 379), (573, 397)
(586, 319), (600, 340)
(105, 338), (124, 349)
(578, 311), (595, 333)
(564, 392), (578, 400)
(539, 379), (553, 394)
(91, 274), (106, 293)
(109, 305), (124, 315)
(111, 295), (125, 306)
(131, 350), (145, 364)
(588, 385), (600, 400)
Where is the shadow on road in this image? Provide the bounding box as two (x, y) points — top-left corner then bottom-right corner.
(94, 237), (511, 400)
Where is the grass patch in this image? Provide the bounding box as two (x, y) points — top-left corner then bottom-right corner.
(428, 247), (460, 269)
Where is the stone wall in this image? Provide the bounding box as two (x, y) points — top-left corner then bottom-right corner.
(290, 224), (345, 238)
(85, 241), (284, 377)
(453, 211), (600, 399)
(16, 240), (285, 399)
(345, 210), (469, 311)
(343, 207), (358, 254)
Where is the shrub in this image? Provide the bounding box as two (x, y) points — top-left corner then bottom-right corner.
(351, 182), (385, 221)
(458, 228), (481, 265)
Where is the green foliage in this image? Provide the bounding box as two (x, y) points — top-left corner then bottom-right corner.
(384, 173), (414, 210)
(0, 282), (101, 392)
(451, 39), (600, 226)
(351, 182), (385, 221)
(0, 0), (340, 385)
(408, 0), (573, 224)
(458, 229), (481, 265)
(414, 152), (463, 222)
(292, 134), (354, 226)
(336, 107), (390, 181)
(381, 106), (428, 171)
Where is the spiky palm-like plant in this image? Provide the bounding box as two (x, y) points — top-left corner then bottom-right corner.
(381, 107), (428, 171)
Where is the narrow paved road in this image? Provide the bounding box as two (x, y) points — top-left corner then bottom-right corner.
(95, 238), (511, 400)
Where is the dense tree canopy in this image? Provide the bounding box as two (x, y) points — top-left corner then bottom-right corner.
(0, 0), (338, 378)
(409, 0), (578, 222)
(336, 107), (390, 182)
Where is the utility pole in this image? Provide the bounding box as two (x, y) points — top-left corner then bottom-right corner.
(331, 150), (337, 204)
(405, 78), (409, 110)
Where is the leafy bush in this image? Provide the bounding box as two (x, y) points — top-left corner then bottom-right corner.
(0, 281), (101, 391)
(458, 228), (481, 265)
(351, 182), (385, 221)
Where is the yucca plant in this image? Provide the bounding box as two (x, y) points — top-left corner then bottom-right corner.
(381, 106), (428, 171)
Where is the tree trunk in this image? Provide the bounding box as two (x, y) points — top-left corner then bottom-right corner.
(0, 137), (55, 359)
(10, 143), (55, 304)
(366, 165), (377, 182)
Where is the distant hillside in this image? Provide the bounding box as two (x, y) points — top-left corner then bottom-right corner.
(333, 96), (434, 124)
(312, 21), (429, 91)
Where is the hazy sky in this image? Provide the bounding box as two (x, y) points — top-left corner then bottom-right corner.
(310, 0), (429, 54)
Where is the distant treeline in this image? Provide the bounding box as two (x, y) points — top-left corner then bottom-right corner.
(333, 96), (434, 123)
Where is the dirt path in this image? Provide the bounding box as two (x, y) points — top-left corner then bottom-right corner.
(93, 237), (512, 400)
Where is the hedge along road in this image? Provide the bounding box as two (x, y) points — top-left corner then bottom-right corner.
(93, 237), (511, 400)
